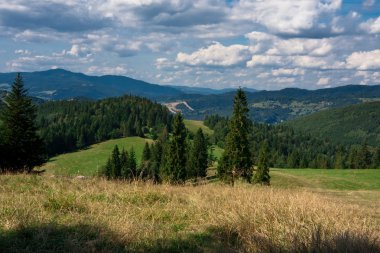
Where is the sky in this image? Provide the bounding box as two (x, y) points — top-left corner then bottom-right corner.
(0, 0), (380, 90)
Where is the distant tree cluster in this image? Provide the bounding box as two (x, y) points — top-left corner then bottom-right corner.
(100, 114), (210, 184)
(206, 114), (380, 170)
(37, 95), (173, 156)
(0, 74), (46, 173)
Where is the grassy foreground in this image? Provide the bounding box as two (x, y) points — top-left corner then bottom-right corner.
(0, 175), (379, 253)
(42, 137), (152, 176)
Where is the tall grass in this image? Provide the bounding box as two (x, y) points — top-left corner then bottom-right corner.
(0, 175), (379, 252)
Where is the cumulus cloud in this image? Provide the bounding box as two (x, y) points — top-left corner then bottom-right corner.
(346, 50), (380, 70)
(360, 17), (380, 34)
(267, 38), (333, 56)
(246, 55), (284, 67)
(272, 68), (305, 76)
(176, 42), (250, 67)
(232, 0), (342, 36)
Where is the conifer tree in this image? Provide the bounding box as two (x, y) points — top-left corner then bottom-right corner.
(218, 88), (252, 184)
(0, 73), (46, 173)
(103, 157), (113, 179)
(128, 147), (137, 179)
(139, 142), (151, 179)
(111, 145), (121, 179)
(150, 141), (163, 183)
(253, 141), (270, 185)
(358, 142), (372, 169)
(188, 128), (208, 179)
(160, 113), (187, 183)
(373, 148), (380, 169)
(120, 149), (129, 179)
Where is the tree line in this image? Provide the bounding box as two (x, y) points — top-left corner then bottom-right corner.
(205, 113), (380, 170)
(37, 95), (173, 156)
(99, 115), (210, 184)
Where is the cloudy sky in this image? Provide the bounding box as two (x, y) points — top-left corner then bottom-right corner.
(0, 0), (380, 90)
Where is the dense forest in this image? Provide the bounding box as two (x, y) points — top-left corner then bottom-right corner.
(286, 102), (380, 147)
(36, 96), (173, 156)
(205, 114), (380, 169)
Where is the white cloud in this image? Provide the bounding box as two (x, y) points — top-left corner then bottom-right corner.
(267, 38), (333, 56)
(291, 56), (329, 69)
(176, 42), (250, 67)
(247, 55), (284, 67)
(346, 50), (380, 70)
(232, 0), (342, 35)
(317, 77), (330, 86)
(360, 17), (380, 34)
(272, 68), (305, 76)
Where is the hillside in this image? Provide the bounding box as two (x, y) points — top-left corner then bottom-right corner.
(286, 102), (380, 147)
(163, 85), (380, 123)
(0, 69), (182, 100)
(0, 173), (379, 252)
(36, 95), (172, 156)
(43, 137), (151, 176)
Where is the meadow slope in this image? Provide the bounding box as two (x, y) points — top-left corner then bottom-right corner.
(0, 175), (379, 253)
(42, 137), (152, 176)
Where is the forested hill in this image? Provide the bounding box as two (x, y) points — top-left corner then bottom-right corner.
(37, 95), (173, 156)
(164, 85), (380, 123)
(0, 69), (182, 100)
(286, 102), (380, 147)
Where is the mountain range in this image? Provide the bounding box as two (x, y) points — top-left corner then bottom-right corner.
(1, 69), (380, 123)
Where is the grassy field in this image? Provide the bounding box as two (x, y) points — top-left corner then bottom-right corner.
(184, 120), (214, 136)
(0, 175), (379, 253)
(42, 137), (152, 176)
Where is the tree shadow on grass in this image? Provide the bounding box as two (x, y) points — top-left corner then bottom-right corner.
(0, 224), (238, 253)
(0, 224), (379, 253)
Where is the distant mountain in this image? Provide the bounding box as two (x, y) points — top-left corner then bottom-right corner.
(286, 102), (380, 147)
(161, 85), (380, 123)
(0, 69), (182, 100)
(168, 85), (257, 95)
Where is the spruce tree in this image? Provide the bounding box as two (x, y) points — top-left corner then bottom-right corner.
(188, 128), (208, 179)
(150, 141), (163, 183)
(111, 145), (121, 179)
(358, 142), (372, 169)
(218, 88), (252, 184)
(253, 141), (271, 185)
(373, 148), (380, 169)
(139, 142), (151, 179)
(128, 147), (137, 179)
(0, 73), (46, 173)
(120, 149), (129, 179)
(160, 113), (187, 183)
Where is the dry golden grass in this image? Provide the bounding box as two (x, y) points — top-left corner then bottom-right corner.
(0, 175), (379, 252)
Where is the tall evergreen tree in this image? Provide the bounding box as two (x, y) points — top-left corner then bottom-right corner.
(111, 145), (121, 179)
(373, 147), (380, 169)
(128, 147), (137, 179)
(253, 141), (270, 185)
(120, 149), (130, 179)
(358, 142), (372, 169)
(139, 142), (151, 179)
(160, 113), (187, 183)
(218, 88), (252, 183)
(0, 73), (46, 173)
(149, 141), (163, 183)
(188, 128), (208, 179)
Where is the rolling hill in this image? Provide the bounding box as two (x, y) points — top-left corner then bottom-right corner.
(286, 102), (380, 147)
(43, 137), (152, 176)
(0, 69), (182, 100)
(163, 85), (380, 123)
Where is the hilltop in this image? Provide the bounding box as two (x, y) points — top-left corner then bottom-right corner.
(286, 102), (380, 147)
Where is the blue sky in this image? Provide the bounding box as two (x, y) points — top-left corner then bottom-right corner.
(0, 0), (379, 90)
